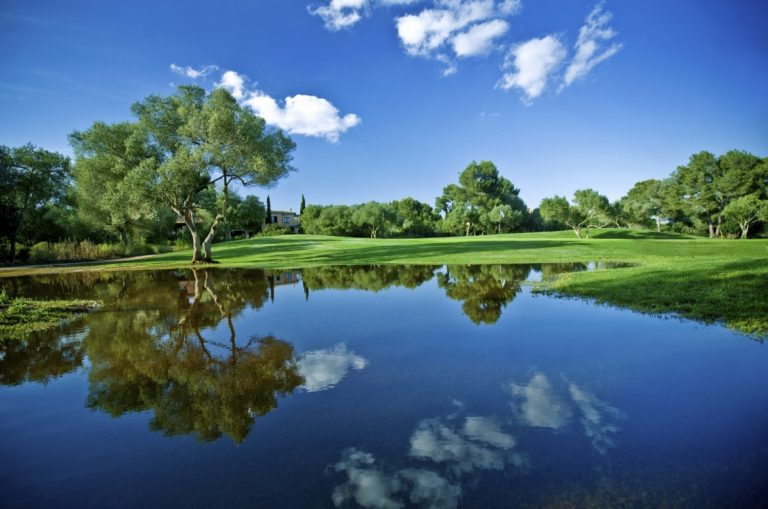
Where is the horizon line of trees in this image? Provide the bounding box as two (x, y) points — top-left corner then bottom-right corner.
(2, 84), (766, 263)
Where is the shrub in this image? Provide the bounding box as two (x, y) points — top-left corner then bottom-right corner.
(260, 224), (290, 236)
(28, 241), (172, 263)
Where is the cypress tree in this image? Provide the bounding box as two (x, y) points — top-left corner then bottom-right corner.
(300, 194), (306, 215)
(266, 195), (272, 224)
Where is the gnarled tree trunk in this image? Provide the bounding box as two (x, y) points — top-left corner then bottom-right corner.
(202, 214), (224, 262)
(180, 209), (203, 263)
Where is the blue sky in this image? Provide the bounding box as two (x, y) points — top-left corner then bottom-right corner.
(1, 0), (766, 211)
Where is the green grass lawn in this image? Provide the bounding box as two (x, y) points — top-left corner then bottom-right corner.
(2, 229), (767, 336)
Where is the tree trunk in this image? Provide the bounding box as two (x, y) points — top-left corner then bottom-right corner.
(119, 228), (129, 247)
(715, 216), (722, 238)
(465, 222), (471, 237)
(202, 214), (224, 262)
(655, 216), (661, 233)
(223, 179), (232, 242)
(182, 210), (203, 263)
(572, 226), (581, 239)
(708, 223), (715, 238)
(9, 232), (17, 264)
(740, 222), (749, 239)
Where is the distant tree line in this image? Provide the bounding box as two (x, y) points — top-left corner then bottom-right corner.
(539, 150), (768, 239)
(302, 160), (539, 238)
(2, 82), (766, 264)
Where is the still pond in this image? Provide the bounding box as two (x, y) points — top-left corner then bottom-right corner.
(1, 265), (766, 508)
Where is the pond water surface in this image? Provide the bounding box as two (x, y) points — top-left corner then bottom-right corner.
(1, 265), (766, 508)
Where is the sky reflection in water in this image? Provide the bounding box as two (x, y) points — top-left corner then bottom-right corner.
(0, 265), (766, 508)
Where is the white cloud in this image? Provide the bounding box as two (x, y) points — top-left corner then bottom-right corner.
(297, 343), (368, 391)
(497, 0), (521, 15)
(561, 3), (622, 89)
(308, 0), (434, 32)
(216, 70), (246, 100)
(307, 0), (518, 74)
(507, 372), (572, 428)
(308, 0), (369, 31)
(451, 19), (509, 57)
(215, 70), (361, 142)
(170, 63), (218, 79)
(497, 35), (566, 102)
(395, 1), (497, 57)
(332, 448), (461, 509)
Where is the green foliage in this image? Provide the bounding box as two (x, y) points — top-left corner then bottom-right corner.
(231, 195), (266, 234)
(352, 201), (396, 238)
(126, 85), (295, 262)
(390, 197), (439, 237)
(670, 150), (766, 237)
(70, 122), (160, 244)
(0, 144), (71, 261)
(436, 161), (528, 235)
(722, 194), (768, 238)
(28, 240), (170, 263)
(539, 190), (610, 239)
(260, 224), (290, 236)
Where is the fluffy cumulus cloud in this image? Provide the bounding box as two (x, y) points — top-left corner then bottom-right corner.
(215, 70), (361, 142)
(561, 3), (622, 89)
(451, 19), (509, 57)
(499, 3), (621, 102)
(497, 35), (567, 102)
(297, 343), (368, 391)
(309, 1), (522, 75)
(169, 63), (219, 79)
(307, 0), (620, 96)
(395, 0), (520, 74)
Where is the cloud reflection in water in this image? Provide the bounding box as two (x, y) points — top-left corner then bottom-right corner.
(297, 343), (368, 392)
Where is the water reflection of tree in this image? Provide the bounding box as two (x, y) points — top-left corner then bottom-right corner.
(301, 265), (438, 292)
(84, 269), (303, 443)
(0, 331), (84, 386)
(438, 265), (531, 324)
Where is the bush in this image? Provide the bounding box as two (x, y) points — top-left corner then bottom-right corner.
(28, 241), (170, 263)
(260, 224), (290, 236)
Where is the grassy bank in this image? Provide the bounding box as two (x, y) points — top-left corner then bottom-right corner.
(0, 292), (101, 339)
(0, 230), (766, 335)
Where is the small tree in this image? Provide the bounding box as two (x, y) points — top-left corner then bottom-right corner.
(539, 189), (610, 239)
(300, 194), (306, 216)
(352, 201), (395, 238)
(265, 195), (272, 224)
(232, 195), (266, 236)
(722, 194), (768, 239)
